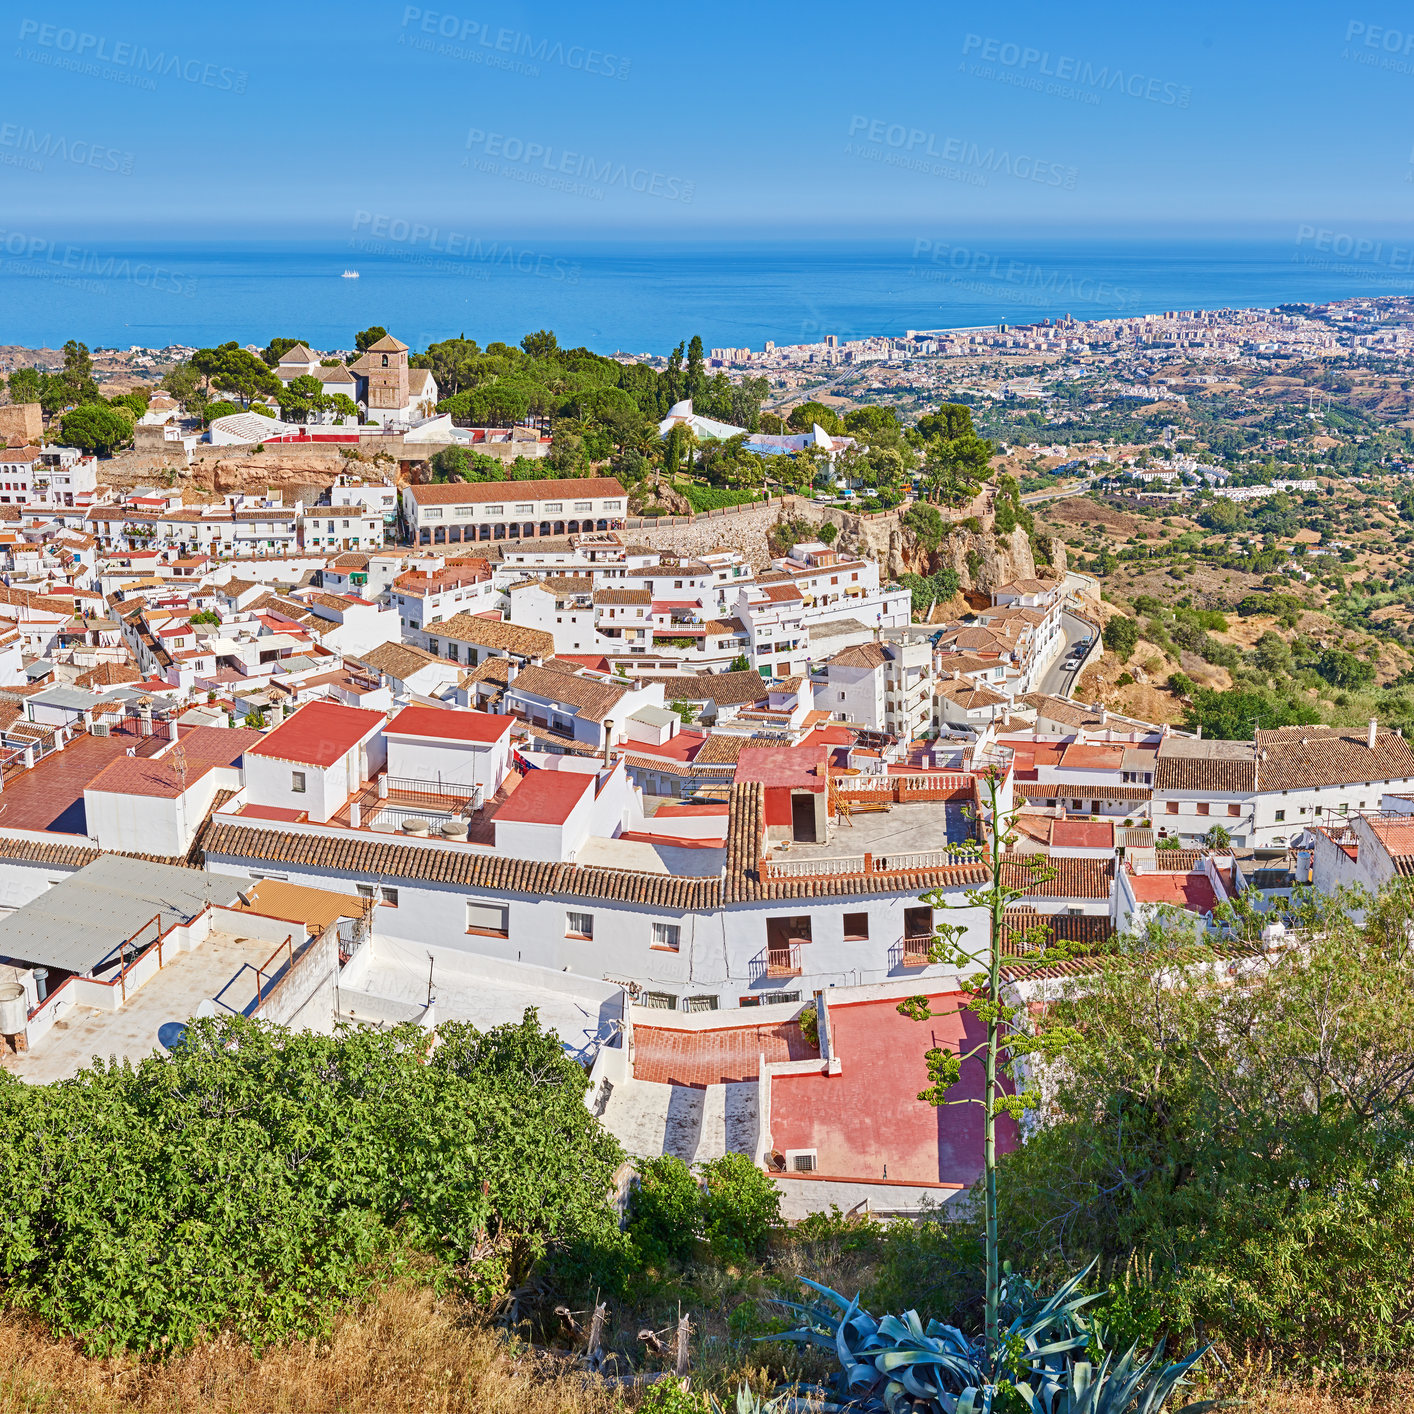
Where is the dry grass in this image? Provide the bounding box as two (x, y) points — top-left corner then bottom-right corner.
(0, 1284), (630, 1414)
(4, 1282), (1413, 1414)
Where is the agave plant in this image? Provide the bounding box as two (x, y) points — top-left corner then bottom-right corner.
(768, 1266), (1215, 1414)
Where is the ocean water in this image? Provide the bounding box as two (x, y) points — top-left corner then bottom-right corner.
(1, 233), (1411, 356)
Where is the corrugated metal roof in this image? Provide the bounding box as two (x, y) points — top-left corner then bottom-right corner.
(0, 855), (252, 974)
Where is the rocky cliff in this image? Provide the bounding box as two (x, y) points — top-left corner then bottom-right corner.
(783, 497), (1067, 594)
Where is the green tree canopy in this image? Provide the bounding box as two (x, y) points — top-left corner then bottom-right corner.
(1182, 686), (1321, 739)
(1001, 885), (1414, 1368)
(5, 366), (43, 405)
(58, 402), (134, 455)
(520, 328), (559, 360)
(1102, 613), (1141, 662)
(192, 343), (281, 409)
(0, 1011), (624, 1354)
(916, 402), (977, 441)
(261, 337), (308, 367)
(787, 400), (844, 436)
(353, 325), (388, 354)
(277, 374), (329, 423)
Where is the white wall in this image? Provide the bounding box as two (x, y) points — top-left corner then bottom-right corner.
(205, 832), (988, 1012)
(386, 732), (507, 794)
(245, 751), (348, 823)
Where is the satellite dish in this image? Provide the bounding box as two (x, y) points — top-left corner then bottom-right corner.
(157, 1021), (190, 1052)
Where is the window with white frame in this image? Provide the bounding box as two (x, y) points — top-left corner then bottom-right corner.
(291, 770), (306, 794)
(380, 886), (399, 907)
(652, 922), (681, 951)
(566, 910), (594, 939)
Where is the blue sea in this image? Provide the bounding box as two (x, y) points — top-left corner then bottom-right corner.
(1, 233), (1412, 355)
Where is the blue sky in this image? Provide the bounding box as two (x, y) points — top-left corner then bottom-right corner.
(2, 0), (1412, 239)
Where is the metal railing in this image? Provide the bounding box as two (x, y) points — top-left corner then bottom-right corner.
(379, 774), (483, 815)
(254, 934), (295, 1007)
(747, 942), (803, 982)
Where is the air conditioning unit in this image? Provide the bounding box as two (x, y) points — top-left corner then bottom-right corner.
(91, 722), (110, 738)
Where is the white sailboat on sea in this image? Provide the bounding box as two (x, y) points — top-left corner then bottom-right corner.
(341, 269), (360, 279)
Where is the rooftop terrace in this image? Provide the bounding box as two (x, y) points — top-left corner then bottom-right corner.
(3, 931), (275, 1085)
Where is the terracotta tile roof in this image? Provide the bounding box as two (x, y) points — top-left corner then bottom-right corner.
(431, 613), (555, 658)
(938, 679), (1008, 709)
(1015, 782), (1153, 802)
(1155, 739), (1257, 794)
(1254, 725), (1414, 792)
(692, 733), (789, 766)
(1002, 907), (1115, 954)
(461, 657), (510, 686)
(523, 575), (593, 597)
(634, 1020), (813, 1086)
(508, 665), (629, 723)
(355, 640), (446, 681)
(74, 660), (141, 689)
(407, 476), (625, 507)
(593, 588), (653, 606)
(1147, 849), (1210, 871)
(653, 672), (767, 707)
(827, 641), (888, 671)
(203, 824), (720, 909)
(1000, 856), (1114, 900)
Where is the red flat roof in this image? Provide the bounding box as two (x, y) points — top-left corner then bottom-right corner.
(491, 768), (593, 825)
(769, 991), (1017, 1187)
(1051, 819), (1114, 849)
(386, 706), (513, 744)
(248, 701), (385, 767)
(734, 744), (828, 790)
(238, 803), (308, 822)
(1129, 871), (1218, 913)
(1058, 743), (1125, 771)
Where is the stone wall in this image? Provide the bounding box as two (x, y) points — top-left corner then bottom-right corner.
(0, 403), (42, 447)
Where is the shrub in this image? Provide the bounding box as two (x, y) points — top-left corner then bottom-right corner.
(680, 484), (761, 513)
(0, 1012), (625, 1353)
(698, 1154), (781, 1263)
(798, 1003), (819, 1049)
(902, 501), (946, 551)
(627, 1155), (701, 1266)
(1102, 614), (1140, 662)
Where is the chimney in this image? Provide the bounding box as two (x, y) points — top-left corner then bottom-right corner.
(1369, 717), (1378, 750)
(1195, 725), (1202, 739)
(1099, 708), (1108, 725)
(603, 719), (614, 766)
(507, 659), (518, 685)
